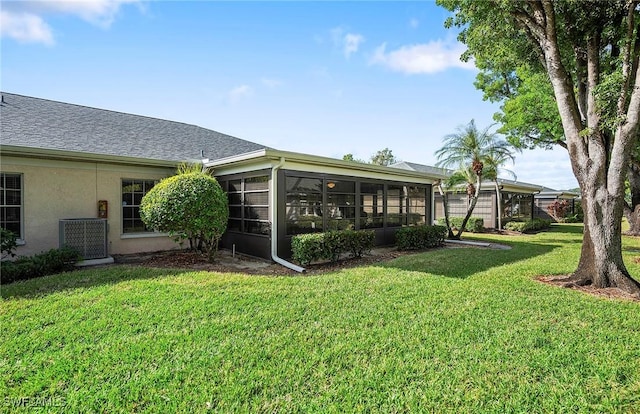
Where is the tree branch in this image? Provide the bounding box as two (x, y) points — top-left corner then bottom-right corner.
(617, 1), (638, 117)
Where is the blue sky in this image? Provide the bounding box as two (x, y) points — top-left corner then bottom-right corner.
(1, 0), (578, 190)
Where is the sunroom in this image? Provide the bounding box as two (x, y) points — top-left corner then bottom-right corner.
(208, 149), (444, 264)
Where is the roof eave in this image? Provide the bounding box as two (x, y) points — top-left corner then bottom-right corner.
(206, 149), (447, 181)
(0, 145), (180, 168)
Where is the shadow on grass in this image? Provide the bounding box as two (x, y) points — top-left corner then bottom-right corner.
(550, 223), (584, 234)
(377, 239), (561, 279)
(1, 265), (186, 299)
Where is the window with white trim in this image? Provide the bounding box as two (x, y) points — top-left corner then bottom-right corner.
(122, 179), (156, 233)
(0, 173), (22, 239)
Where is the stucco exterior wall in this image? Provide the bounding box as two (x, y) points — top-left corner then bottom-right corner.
(1, 155), (178, 257)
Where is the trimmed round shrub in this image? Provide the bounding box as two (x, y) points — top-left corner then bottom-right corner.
(140, 172), (228, 259)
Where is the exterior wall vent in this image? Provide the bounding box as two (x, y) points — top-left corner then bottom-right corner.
(59, 219), (108, 259)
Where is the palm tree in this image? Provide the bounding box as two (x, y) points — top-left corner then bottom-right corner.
(435, 120), (517, 238)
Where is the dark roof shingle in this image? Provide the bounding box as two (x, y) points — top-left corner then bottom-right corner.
(0, 92), (268, 163)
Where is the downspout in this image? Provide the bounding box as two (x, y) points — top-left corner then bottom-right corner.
(271, 157), (305, 272)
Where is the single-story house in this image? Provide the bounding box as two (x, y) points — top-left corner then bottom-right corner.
(392, 161), (544, 229)
(533, 187), (580, 221)
(0, 92), (444, 269)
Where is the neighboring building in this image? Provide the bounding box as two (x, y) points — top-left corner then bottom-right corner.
(0, 93), (442, 265)
(534, 187), (580, 221)
(393, 161), (543, 229)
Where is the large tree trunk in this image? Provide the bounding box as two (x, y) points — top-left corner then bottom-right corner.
(567, 186), (640, 296)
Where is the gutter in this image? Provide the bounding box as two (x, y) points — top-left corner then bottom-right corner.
(270, 157), (305, 273)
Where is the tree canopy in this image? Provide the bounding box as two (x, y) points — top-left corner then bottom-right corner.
(438, 0), (640, 295)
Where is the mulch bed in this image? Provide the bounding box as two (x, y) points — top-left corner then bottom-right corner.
(114, 248), (415, 276)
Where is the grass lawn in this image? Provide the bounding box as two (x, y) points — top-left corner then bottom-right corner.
(2, 224), (640, 413)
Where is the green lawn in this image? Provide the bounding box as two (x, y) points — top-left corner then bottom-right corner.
(2, 224), (639, 413)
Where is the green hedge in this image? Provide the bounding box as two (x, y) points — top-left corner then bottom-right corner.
(504, 218), (552, 233)
(437, 217), (484, 233)
(396, 225), (448, 250)
(1, 247), (82, 285)
(291, 230), (375, 266)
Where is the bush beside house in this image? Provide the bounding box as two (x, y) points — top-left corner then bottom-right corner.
(504, 218), (551, 233)
(437, 217), (484, 233)
(396, 225), (447, 250)
(292, 230), (375, 266)
(140, 171), (228, 261)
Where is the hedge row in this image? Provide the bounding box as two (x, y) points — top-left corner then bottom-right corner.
(291, 230), (375, 266)
(1, 247), (82, 285)
(504, 218), (551, 233)
(396, 225), (448, 250)
(437, 217), (484, 233)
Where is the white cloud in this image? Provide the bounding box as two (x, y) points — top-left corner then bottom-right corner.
(228, 85), (253, 104)
(511, 147), (578, 190)
(0, 10), (54, 45)
(261, 77), (283, 89)
(330, 26), (365, 58)
(370, 40), (475, 75)
(1, 0), (143, 44)
(343, 33), (365, 58)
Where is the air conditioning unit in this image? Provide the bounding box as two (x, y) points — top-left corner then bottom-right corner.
(59, 218), (108, 259)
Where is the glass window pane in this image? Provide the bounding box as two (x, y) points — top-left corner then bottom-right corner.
(5, 190), (20, 205)
(123, 207), (134, 219)
(122, 180), (133, 193)
(133, 219), (146, 232)
(326, 180), (355, 193)
(4, 207), (20, 221)
(4, 221), (20, 234)
(328, 194), (355, 205)
(245, 192), (269, 206)
(144, 180), (156, 192)
(360, 182), (384, 195)
(228, 179), (242, 192)
(387, 214), (406, 227)
(360, 217), (383, 229)
(286, 193), (322, 205)
(327, 206), (355, 220)
(408, 214), (426, 225)
(388, 184), (407, 196)
(4, 175), (20, 190)
(227, 219), (242, 232)
(133, 193), (143, 205)
(286, 177), (322, 193)
(246, 221), (270, 235)
(229, 206), (242, 219)
(387, 201), (402, 214)
(286, 216), (323, 235)
(327, 218), (355, 231)
(245, 207), (269, 221)
(228, 193), (242, 205)
(245, 176), (269, 191)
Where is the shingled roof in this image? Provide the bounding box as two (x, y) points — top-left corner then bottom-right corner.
(0, 92), (268, 163)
